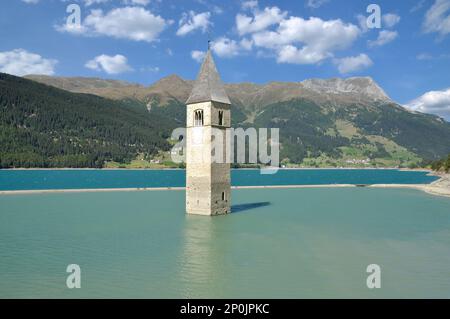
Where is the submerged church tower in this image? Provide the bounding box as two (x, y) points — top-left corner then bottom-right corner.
(185, 49), (231, 216)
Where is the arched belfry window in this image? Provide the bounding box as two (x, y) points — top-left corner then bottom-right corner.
(218, 110), (224, 126)
(194, 109), (204, 126)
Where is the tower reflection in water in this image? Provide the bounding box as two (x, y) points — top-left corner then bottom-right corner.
(177, 214), (231, 298)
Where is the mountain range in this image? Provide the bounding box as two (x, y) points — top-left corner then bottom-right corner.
(26, 74), (391, 112)
(0, 72), (449, 168)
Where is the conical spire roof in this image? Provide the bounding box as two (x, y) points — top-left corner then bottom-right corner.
(186, 49), (231, 105)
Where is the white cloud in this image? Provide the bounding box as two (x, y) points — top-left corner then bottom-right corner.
(252, 17), (359, 49)
(140, 66), (160, 72)
(210, 37), (252, 58)
(211, 37), (241, 58)
(417, 53), (433, 60)
(306, 0), (329, 9)
(212, 3), (363, 72)
(239, 38), (253, 51)
(382, 13), (401, 28)
(0, 49), (57, 76)
(357, 13), (400, 33)
(122, 0), (150, 5)
(176, 11), (211, 36)
(368, 30), (398, 47)
(21, 0), (39, 4)
(84, 0), (110, 6)
(85, 54), (132, 74)
(252, 16), (360, 65)
(277, 45), (329, 64)
(405, 88), (450, 120)
(411, 0), (427, 13)
(56, 7), (169, 42)
(55, 21), (88, 35)
(357, 12), (400, 34)
(236, 6), (287, 35)
(191, 50), (206, 63)
(241, 0), (258, 10)
(335, 54), (373, 74)
(80, 0), (150, 7)
(423, 0), (450, 37)
(213, 6), (223, 14)
(416, 52), (450, 60)
(356, 14), (369, 33)
(190, 38), (253, 61)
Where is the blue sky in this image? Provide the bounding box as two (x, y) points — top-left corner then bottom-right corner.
(1, 0), (450, 119)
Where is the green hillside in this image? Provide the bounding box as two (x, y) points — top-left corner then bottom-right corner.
(253, 98), (450, 167)
(2, 73), (450, 168)
(0, 73), (171, 168)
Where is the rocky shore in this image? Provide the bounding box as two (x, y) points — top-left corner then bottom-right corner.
(422, 173), (450, 197)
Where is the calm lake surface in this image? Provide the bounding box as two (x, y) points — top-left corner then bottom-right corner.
(0, 169), (438, 191)
(1, 187), (450, 298)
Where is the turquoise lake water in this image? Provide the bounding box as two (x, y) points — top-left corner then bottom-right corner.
(1, 187), (450, 298)
(0, 169), (438, 191)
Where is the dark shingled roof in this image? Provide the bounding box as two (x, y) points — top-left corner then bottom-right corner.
(186, 49), (231, 105)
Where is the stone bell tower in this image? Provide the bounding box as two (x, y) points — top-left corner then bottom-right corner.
(185, 48), (231, 216)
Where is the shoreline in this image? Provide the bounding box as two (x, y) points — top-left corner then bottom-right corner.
(1, 182), (449, 198)
(0, 185), (356, 195)
(0, 167), (433, 172)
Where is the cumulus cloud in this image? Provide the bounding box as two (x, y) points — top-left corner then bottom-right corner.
(218, 3), (364, 71)
(212, 38), (240, 58)
(211, 37), (253, 58)
(236, 6), (287, 35)
(192, 37), (253, 61)
(85, 54), (132, 74)
(122, 0), (150, 5)
(0, 49), (57, 76)
(357, 12), (400, 33)
(277, 45), (328, 64)
(405, 88), (450, 120)
(252, 16), (360, 65)
(306, 0), (329, 9)
(239, 38), (253, 51)
(241, 0), (258, 10)
(335, 54), (373, 74)
(356, 14), (370, 33)
(83, 0), (149, 6)
(359, 13), (399, 48)
(191, 50), (206, 63)
(382, 13), (401, 28)
(411, 0), (427, 13)
(56, 7), (169, 42)
(252, 16), (359, 49)
(212, 6), (223, 14)
(21, 0), (39, 4)
(368, 30), (398, 47)
(423, 0), (450, 37)
(84, 0), (110, 6)
(176, 11), (211, 36)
